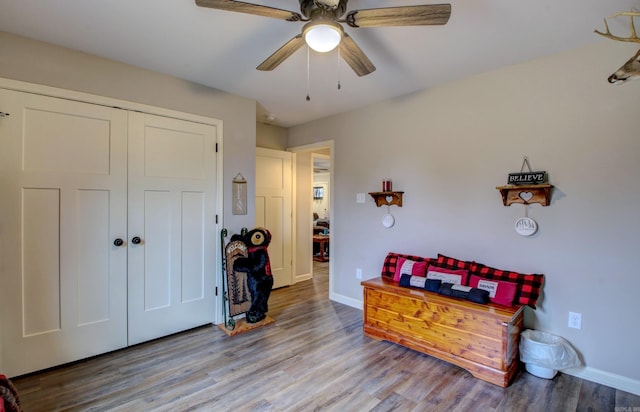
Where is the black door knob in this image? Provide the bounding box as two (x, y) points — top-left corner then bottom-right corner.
(131, 236), (142, 244)
(113, 238), (124, 247)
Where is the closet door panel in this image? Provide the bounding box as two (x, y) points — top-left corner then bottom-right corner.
(22, 188), (62, 335)
(0, 89), (128, 377)
(143, 190), (172, 310)
(181, 191), (206, 303)
(128, 112), (217, 345)
(76, 189), (112, 325)
(22, 108), (111, 174)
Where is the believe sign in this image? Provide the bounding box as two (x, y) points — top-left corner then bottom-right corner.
(507, 172), (546, 185)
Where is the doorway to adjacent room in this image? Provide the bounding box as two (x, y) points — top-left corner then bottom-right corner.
(288, 141), (333, 298)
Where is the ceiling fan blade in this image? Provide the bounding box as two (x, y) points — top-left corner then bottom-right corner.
(340, 33), (376, 77)
(257, 35), (306, 71)
(345, 4), (451, 28)
(195, 0), (303, 22)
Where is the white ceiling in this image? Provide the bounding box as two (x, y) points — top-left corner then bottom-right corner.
(314, 157), (331, 173)
(1, 0), (638, 127)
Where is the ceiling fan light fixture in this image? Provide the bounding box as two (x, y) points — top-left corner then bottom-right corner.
(303, 21), (343, 53)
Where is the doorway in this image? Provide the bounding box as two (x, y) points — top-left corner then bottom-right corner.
(312, 153), (330, 262)
(288, 141), (333, 297)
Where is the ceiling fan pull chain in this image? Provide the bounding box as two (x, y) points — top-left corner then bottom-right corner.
(337, 44), (341, 90)
(306, 46), (311, 101)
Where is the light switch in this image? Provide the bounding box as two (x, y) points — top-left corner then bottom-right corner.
(356, 193), (366, 203)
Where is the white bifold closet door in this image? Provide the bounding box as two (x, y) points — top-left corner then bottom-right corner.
(0, 88), (218, 377)
(0, 89), (129, 376)
(127, 112), (217, 345)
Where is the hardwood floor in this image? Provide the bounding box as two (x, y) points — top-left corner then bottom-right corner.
(12, 261), (640, 411)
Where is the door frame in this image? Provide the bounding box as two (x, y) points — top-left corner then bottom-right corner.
(287, 140), (334, 300)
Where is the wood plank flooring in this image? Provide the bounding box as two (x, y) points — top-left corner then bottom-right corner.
(12, 262), (640, 411)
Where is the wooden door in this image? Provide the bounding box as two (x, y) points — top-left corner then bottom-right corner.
(255, 148), (293, 289)
(0, 89), (128, 376)
(127, 112), (218, 345)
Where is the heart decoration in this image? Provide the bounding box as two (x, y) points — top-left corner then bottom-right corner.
(519, 191), (533, 202)
(385, 195), (393, 203)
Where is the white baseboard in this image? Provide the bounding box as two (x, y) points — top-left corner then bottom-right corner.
(329, 292), (363, 311)
(563, 366), (640, 396)
(295, 272), (312, 283)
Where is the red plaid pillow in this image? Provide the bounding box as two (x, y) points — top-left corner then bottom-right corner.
(436, 254), (479, 273)
(438, 254), (544, 308)
(382, 252), (434, 281)
(472, 264), (544, 308)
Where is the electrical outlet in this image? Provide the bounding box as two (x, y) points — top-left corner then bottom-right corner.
(568, 312), (582, 330)
(356, 268), (362, 279)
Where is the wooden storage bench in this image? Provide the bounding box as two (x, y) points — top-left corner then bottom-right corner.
(361, 276), (524, 387)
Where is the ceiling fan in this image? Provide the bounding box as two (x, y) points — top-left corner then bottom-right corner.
(195, 0), (451, 77)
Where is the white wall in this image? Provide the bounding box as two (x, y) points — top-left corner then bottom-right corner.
(0, 31), (256, 234)
(288, 41), (640, 390)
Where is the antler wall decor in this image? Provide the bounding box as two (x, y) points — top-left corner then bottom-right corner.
(595, 11), (640, 84)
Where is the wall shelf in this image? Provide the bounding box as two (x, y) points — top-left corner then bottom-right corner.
(369, 191), (404, 207)
(496, 184), (553, 207)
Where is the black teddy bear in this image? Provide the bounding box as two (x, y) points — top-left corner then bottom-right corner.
(231, 227), (273, 323)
